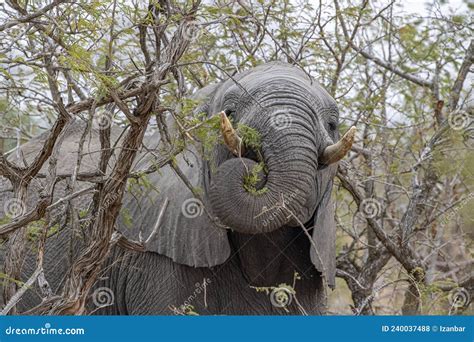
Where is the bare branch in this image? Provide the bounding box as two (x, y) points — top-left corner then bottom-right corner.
(448, 40), (474, 111)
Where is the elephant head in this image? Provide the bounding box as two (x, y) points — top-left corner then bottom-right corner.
(205, 63), (354, 236)
(116, 62), (354, 288)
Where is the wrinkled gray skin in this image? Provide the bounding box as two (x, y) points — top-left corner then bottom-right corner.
(2, 62), (340, 315)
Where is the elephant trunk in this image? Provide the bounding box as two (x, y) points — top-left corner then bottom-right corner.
(209, 117), (318, 234)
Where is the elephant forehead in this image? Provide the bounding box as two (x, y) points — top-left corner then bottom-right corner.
(237, 70), (312, 93)
(222, 68), (337, 111)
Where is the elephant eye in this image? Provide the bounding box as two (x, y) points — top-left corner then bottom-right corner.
(328, 122), (337, 131)
(224, 109), (236, 119)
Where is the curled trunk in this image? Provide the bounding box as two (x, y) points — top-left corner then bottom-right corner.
(209, 130), (317, 234)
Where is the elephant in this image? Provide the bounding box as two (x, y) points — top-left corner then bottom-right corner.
(0, 62), (355, 315)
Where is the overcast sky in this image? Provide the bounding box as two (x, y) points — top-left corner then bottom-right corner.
(401, 0), (468, 14)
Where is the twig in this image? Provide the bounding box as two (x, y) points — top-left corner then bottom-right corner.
(1, 266), (42, 315)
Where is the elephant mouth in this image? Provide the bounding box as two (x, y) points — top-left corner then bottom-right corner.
(208, 111), (356, 234)
(241, 146), (261, 165)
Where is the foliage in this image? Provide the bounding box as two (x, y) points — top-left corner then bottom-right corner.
(26, 220), (59, 242)
(237, 123), (262, 153)
(191, 114), (222, 160)
(243, 162), (268, 195)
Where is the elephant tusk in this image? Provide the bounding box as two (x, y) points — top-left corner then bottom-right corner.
(319, 126), (356, 165)
(219, 111), (245, 156)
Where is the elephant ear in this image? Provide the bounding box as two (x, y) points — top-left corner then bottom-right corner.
(116, 83), (231, 267)
(116, 133), (230, 267)
(310, 164), (337, 289)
